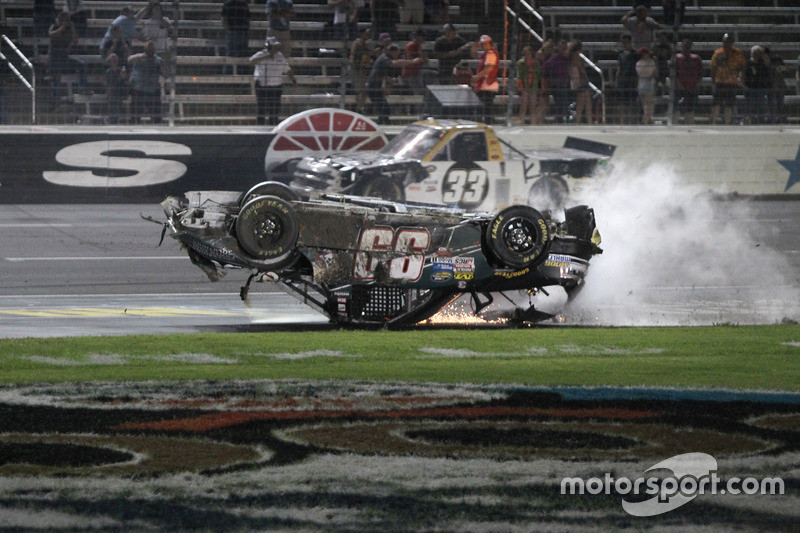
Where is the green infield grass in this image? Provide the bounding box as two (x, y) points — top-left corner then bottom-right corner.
(1, 325), (798, 391)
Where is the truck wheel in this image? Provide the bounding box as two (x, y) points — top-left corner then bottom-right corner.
(485, 205), (551, 269)
(354, 177), (405, 202)
(236, 195), (299, 267)
(239, 181), (300, 207)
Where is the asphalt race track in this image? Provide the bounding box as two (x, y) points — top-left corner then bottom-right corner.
(0, 201), (798, 338)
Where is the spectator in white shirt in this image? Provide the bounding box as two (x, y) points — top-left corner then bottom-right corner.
(250, 38), (297, 126)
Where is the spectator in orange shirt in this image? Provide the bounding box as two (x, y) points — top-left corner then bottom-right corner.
(710, 33), (746, 125)
(472, 34), (499, 124)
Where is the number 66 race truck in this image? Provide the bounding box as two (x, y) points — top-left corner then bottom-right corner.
(273, 112), (615, 212)
(147, 182), (602, 327)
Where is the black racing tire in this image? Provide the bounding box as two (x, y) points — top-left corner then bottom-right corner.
(235, 195), (299, 267)
(238, 181), (300, 207)
(485, 205), (551, 269)
(353, 177), (405, 202)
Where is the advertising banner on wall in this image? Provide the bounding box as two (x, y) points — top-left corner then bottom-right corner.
(0, 132), (269, 203)
(1, 126), (800, 203)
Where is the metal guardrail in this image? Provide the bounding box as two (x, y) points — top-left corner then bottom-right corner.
(506, 1), (607, 124)
(1, 34), (36, 124)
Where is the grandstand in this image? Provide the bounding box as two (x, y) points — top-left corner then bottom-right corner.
(1, 0), (798, 126)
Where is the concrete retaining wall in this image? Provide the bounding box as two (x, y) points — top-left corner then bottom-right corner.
(1, 126), (799, 203)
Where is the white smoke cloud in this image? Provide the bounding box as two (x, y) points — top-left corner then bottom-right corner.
(564, 161), (800, 326)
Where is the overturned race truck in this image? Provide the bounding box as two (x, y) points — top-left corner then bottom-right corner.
(148, 182), (603, 327)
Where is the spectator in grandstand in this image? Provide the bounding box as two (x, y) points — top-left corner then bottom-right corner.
(250, 38), (297, 126)
(710, 33), (746, 125)
(615, 33), (640, 124)
(63, 0), (87, 37)
(471, 34), (499, 125)
(568, 40), (592, 125)
(540, 39), (555, 63)
(104, 52), (128, 124)
(367, 43), (422, 124)
(765, 47), (787, 124)
(221, 0), (251, 75)
(621, 5), (661, 51)
(48, 11), (79, 110)
(400, 0), (424, 25)
(635, 47), (657, 124)
(743, 45), (771, 124)
(516, 45), (544, 125)
(652, 30), (672, 95)
(350, 26), (375, 113)
(138, 2), (175, 81)
(371, 0), (401, 38)
(266, 0), (294, 57)
(100, 6), (141, 51)
(376, 32), (393, 54)
(543, 40), (570, 124)
(329, 0), (364, 41)
(425, 0), (450, 24)
(128, 40), (165, 124)
(101, 24), (132, 68)
(433, 23), (471, 85)
(401, 29), (429, 96)
(674, 39), (703, 124)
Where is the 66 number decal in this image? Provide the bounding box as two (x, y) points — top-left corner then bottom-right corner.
(441, 164), (488, 208)
(354, 227), (431, 281)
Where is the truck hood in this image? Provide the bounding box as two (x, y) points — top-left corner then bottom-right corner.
(295, 152), (402, 176)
